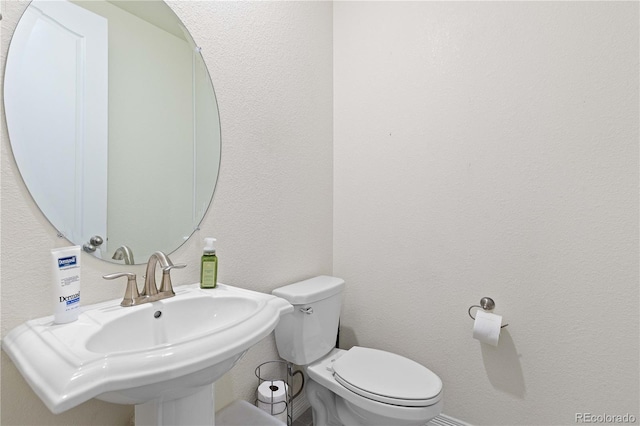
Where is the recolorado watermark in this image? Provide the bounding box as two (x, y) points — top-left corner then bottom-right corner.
(575, 413), (637, 424)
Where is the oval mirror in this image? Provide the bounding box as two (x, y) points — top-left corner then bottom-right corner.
(4, 0), (221, 264)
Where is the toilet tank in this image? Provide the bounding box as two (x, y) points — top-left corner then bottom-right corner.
(272, 276), (344, 365)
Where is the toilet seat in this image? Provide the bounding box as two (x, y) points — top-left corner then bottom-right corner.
(332, 347), (442, 407)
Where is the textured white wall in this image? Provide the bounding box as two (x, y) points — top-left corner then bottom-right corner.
(334, 2), (639, 425)
(3, 1), (638, 426)
(0, 1), (333, 425)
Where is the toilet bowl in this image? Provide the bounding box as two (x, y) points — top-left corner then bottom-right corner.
(272, 276), (443, 426)
(306, 347), (442, 426)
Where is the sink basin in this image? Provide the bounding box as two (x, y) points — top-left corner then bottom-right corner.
(2, 283), (293, 416)
(85, 295), (260, 354)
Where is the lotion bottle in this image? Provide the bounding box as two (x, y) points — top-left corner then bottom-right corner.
(200, 238), (218, 289)
(51, 246), (82, 323)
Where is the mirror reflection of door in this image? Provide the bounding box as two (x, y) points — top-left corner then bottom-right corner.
(5, 0), (108, 250)
(5, 0), (222, 263)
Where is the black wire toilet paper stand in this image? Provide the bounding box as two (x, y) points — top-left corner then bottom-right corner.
(255, 360), (304, 426)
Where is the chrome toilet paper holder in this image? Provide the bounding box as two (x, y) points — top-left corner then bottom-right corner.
(468, 297), (509, 328)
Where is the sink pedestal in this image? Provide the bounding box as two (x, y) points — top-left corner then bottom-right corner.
(135, 384), (215, 426)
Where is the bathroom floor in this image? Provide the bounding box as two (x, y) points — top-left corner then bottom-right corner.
(292, 408), (313, 426)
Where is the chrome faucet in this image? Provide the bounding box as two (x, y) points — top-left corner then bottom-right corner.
(112, 245), (135, 265)
(103, 251), (186, 307)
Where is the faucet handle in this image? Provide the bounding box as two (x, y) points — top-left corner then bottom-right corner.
(158, 263), (186, 296)
(103, 272), (140, 307)
(162, 263), (187, 272)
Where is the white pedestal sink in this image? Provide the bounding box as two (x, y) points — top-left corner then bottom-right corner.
(2, 283), (293, 425)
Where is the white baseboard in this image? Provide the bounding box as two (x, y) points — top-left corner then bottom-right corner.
(428, 413), (473, 426)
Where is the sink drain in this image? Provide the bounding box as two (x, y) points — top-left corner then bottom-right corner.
(154, 311), (162, 319)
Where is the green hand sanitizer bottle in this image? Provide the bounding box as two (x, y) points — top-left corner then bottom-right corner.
(200, 238), (217, 289)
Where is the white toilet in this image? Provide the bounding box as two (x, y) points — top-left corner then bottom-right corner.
(273, 276), (443, 426)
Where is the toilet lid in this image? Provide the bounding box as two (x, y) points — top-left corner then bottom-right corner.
(332, 347), (442, 407)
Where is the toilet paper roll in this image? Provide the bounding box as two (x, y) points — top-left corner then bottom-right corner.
(472, 310), (502, 346)
(257, 399), (286, 415)
(257, 381), (288, 415)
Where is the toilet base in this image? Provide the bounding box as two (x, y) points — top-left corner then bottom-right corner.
(306, 377), (341, 426)
(336, 396), (443, 426)
(306, 377), (443, 426)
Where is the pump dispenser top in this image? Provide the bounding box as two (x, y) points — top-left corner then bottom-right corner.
(204, 238), (216, 254)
